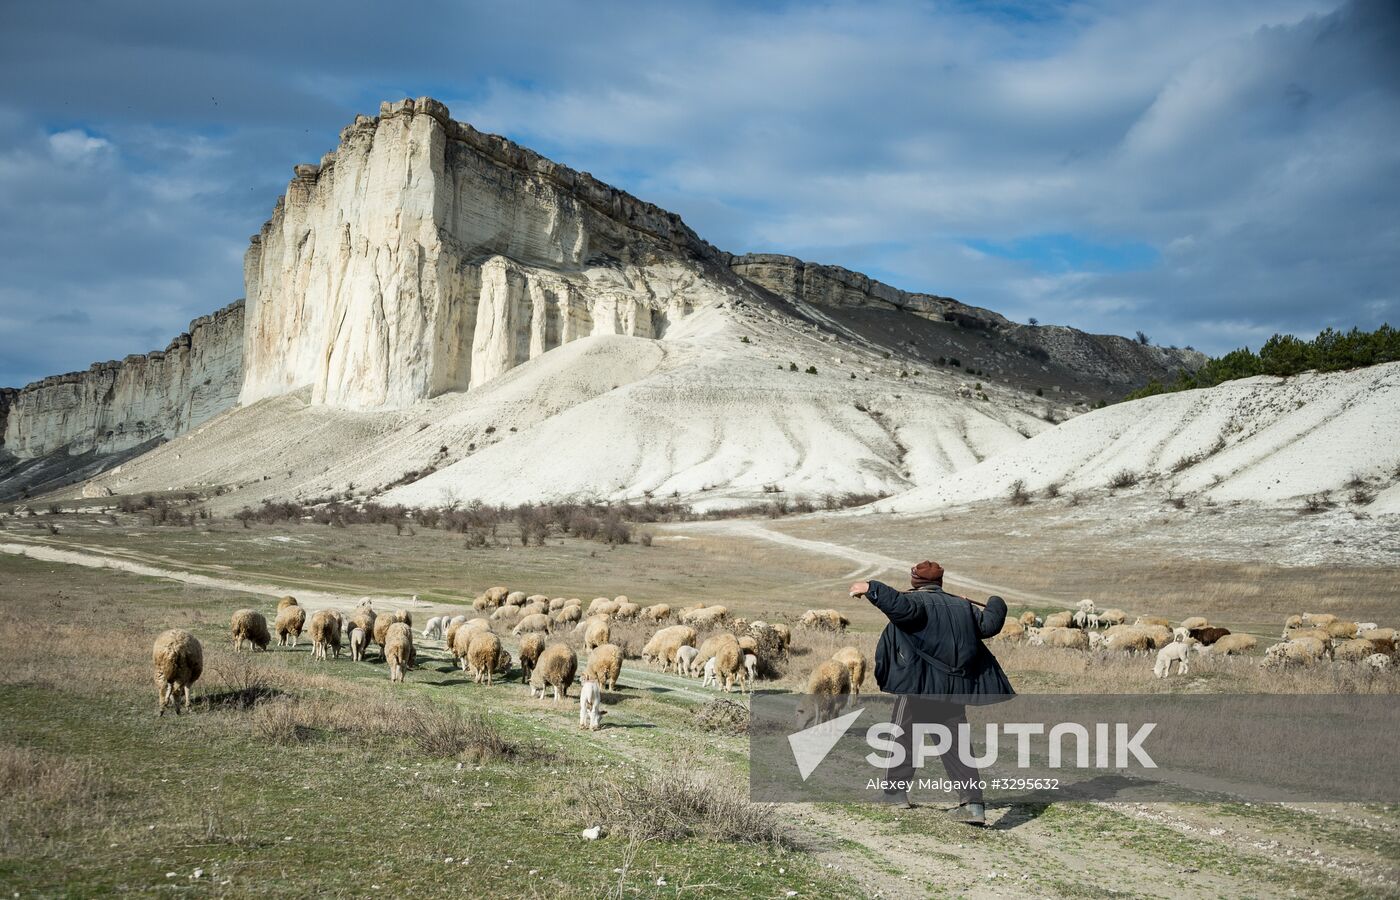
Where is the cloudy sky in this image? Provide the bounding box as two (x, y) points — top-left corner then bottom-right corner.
(1, 0), (1396, 387)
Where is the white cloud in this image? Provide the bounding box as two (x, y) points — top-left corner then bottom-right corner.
(47, 129), (112, 164)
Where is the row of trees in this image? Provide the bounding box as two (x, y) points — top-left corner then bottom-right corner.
(1126, 324), (1399, 401)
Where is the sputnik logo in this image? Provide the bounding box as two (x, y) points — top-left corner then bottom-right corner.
(788, 708), (865, 781)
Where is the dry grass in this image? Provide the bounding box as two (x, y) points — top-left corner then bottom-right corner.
(0, 745), (113, 852)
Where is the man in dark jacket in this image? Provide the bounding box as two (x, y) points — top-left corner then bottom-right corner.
(850, 560), (1014, 825)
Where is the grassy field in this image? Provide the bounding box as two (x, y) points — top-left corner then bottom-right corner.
(2, 501), (1398, 897)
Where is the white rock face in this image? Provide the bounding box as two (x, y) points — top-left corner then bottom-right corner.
(240, 97), (726, 410)
(2, 301), (243, 457)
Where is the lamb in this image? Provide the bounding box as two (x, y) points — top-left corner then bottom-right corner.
(512, 613), (552, 635)
(277, 595), (298, 611)
(831, 647), (868, 695)
(421, 616), (445, 640)
(797, 609), (848, 632)
(1335, 638), (1378, 662)
(1209, 633), (1257, 656)
(153, 629), (203, 715)
(1356, 622), (1378, 634)
(1172, 627), (1190, 644)
(309, 609), (342, 660)
(275, 604), (307, 648)
(529, 643), (578, 702)
(1153, 639), (1196, 678)
(466, 631), (503, 685)
(518, 633), (545, 683)
(349, 627), (368, 661)
(552, 605), (583, 625)
(641, 603), (671, 623)
(1087, 630), (1105, 650)
(578, 675), (604, 731)
(384, 622), (415, 683)
(230, 609), (271, 652)
(701, 656), (718, 688)
(1135, 615), (1171, 628)
(1072, 608), (1101, 629)
(675, 645), (699, 677)
(641, 625), (697, 670)
(1188, 626), (1231, 646)
(494, 649), (513, 677)
(584, 619), (611, 652)
(744, 653), (759, 682)
(1179, 616), (1209, 631)
(795, 660), (852, 727)
(584, 643), (623, 691)
(1042, 611), (1073, 629)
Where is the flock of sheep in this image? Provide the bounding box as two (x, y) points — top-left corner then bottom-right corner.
(995, 599), (1395, 677)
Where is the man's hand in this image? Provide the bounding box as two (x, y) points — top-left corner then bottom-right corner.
(849, 581), (870, 597)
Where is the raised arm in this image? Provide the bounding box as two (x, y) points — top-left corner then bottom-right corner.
(972, 595), (1008, 638)
(858, 580), (928, 629)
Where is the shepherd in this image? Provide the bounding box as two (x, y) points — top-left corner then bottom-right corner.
(850, 560), (1013, 826)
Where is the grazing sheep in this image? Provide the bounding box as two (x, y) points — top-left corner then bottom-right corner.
(512, 613), (551, 635)
(675, 645), (699, 676)
(1099, 608), (1127, 626)
(797, 608), (848, 632)
(1209, 633), (1258, 656)
(451, 620), (489, 667)
(701, 656), (718, 688)
(1366, 636), (1396, 656)
(1135, 615), (1171, 628)
(467, 631), (503, 685)
(349, 627), (368, 662)
(692, 634), (739, 677)
(1189, 626), (1231, 646)
(992, 619), (1026, 642)
(1179, 616), (1209, 631)
(518, 633), (545, 683)
(494, 649), (512, 677)
(230, 609), (271, 652)
(275, 604), (307, 648)
(276, 595), (298, 611)
(737, 634), (759, 654)
(587, 597), (619, 618)
(1356, 622), (1378, 634)
(309, 609), (343, 660)
(152, 629), (203, 716)
(1366, 654), (1390, 671)
(579, 676), (604, 731)
(1032, 626), (1090, 650)
(548, 597), (567, 612)
(1284, 614), (1304, 629)
(1104, 628), (1150, 653)
(384, 622), (415, 683)
(641, 603), (671, 623)
(529, 644), (578, 702)
(1264, 637), (1326, 667)
(585, 644), (623, 691)
(1043, 611), (1073, 629)
(504, 590), (527, 606)
(614, 601), (641, 621)
(1335, 638), (1378, 662)
(519, 601), (548, 618)
(712, 639), (747, 693)
(583, 618), (611, 652)
(553, 605), (583, 625)
(642, 625), (698, 670)
(373, 610), (411, 658)
(831, 647), (868, 695)
(484, 586), (510, 604)
(1301, 612), (1337, 628)
(770, 623), (792, 655)
(422, 616), (445, 640)
(1153, 639), (1196, 678)
(795, 660), (852, 727)
(1327, 621), (1359, 639)
(1284, 628), (1334, 653)
(1364, 627), (1395, 642)
(744, 653), (759, 683)
(1018, 611), (1039, 627)
(491, 605), (522, 622)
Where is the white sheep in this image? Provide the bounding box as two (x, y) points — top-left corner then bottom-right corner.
(701, 656), (718, 688)
(744, 653), (758, 683)
(1356, 622), (1378, 634)
(1153, 639), (1196, 678)
(675, 645), (699, 677)
(578, 676), (604, 731)
(422, 616), (445, 640)
(1366, 653), (1390, 671)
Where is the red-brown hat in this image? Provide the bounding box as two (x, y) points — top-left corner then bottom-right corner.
(911, 560), (944, 588)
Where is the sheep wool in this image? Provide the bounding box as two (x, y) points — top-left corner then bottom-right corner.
(831, 647), (868, 695)
(519, 633), (546, 683)
(585, 644), (623, 691)
(384, 622), (415, 683)
(529, 643), (578, 702)
(309, 608), (342, 660)
(231, 609), (271, 652)
(467, 631), (503, 685)
(153, 629), (203, 716)
(275, 604), (307, 648)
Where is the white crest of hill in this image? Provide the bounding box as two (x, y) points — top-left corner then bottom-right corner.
(881, 361), (1400, 514)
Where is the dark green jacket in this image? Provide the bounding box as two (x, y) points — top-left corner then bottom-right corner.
(866, 581), (1014, 702)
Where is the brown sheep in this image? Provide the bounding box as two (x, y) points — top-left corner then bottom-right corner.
(795, 660), (852, 727)
(641, 603), (672, 623)
(529, 643), (578, 701)
(585, 643), (623, 691)
(467, 631), (503, 685)
(309, 608), (342, 660)
(642, 625), (698, 669)
(1209, 633), (1258, 656)
(384, 622), (415, 683)
(276, 595), (298, 611)
(519, 633), (546, 683)
(1188, 626), (1231, 646)
(512, 613), (551, 635)
(231, 609), (271, 652)
(992, 619), (1026, 642)
(770, 623), (792, 655)
(1018, 611), (1038, 627)
(584, 619), (611, 652)
(275, 604), (307, 647)
(1367, 636), (1396, 656)
(832, 647), (868, 695)
(153, 629), (203, 715)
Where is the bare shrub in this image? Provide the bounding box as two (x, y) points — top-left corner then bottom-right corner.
(1042, 482), (1061, 499)
(401, 706), (518, 762)
(1301, 492), (1336, 514)
(1009, 479), (1031, 506)
(694, 699), (749, 736)
(1108, 470), (1140, 490)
